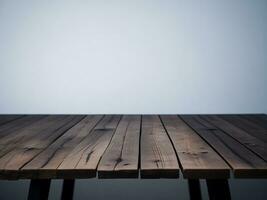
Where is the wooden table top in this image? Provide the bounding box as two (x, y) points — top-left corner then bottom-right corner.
(0, 114), (266, 180)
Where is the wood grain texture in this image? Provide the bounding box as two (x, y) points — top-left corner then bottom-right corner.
(140, 115), (179, 178)
(0, 114), (266, 180)
(21, 115), (103, 179)
(0, 115), (24, 126)
(0, 115), (84, 179)
(202, 115), (267, 162)
(162, 115), (230, 179)
(242, 114), (267, 130)
(221, 115), (267, 143)
(0, 116), (69, 148)
(0, 116), (58, 159)
(98, 115), (141, 178)
(57, 115), (121, 179)
(0, 115), (46, 139)
(0, 115), (47, 159)
(182, 115), (267, 178)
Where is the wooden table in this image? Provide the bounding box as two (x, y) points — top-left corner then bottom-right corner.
(0, 114), (266, 200)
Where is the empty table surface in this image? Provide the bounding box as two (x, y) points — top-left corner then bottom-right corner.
(0, 114), (266, 180)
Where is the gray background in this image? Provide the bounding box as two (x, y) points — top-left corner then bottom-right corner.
(0, 178), (267, 200)
(0, 0), (267, 114)
(0, 0), (267, 199)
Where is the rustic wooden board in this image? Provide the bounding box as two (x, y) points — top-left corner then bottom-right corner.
(221, 115), (267, 143)
(202, 115), (267, 162)
(98, 115), (141, 178)
(0, 115), (69, 148)
(140, 115), (179, 178)
(21, 115), (103, 179)
(0, 115), (84, 179)
(0, 115), (63, 159)
(202, 115), (267, 161)
(162, 115), (230, 179)
(182, 115), (267, 178)
(0, 115), (24, 126)
(242, 114), (267, 130)
(57, 115), (121, 179)
(0, 114), (266, 180)
(0, 115), (47, 158)
(0, 115), (46, 139)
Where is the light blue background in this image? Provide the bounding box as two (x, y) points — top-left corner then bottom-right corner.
(0, 0), (266, 114)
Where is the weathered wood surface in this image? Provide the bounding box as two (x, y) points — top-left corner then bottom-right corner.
(98, 115), (141, 178)
(162, 115), (230, 179)
(201, 115), (267, 162)
(0, 115), (47, 159)
(221, 115), (267, 143)
(140, 115), (179, 178)
(0, 114), (266, 179)
(57, 115), (121, 179)
(0, 115), (85, 179)
(0, 115), (24, 126)
(21, 115), (103, 179)
(242, 114), (267, 130)
(0, 115), (45, 139)
(182, 115), (267, 178)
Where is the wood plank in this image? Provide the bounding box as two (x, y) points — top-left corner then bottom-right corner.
(0, 115), (84, 179)
(182, 115), (267, 178)
(202, 115), (267, 162)
(57, 115), (121, 179)
(242, 114), (267, 130)
(98, 115), (141, 178)
(0, 115), (47, 158)
(0, 116), (63, 157)
(0, 115), (46, 139)
(0, 115), (70, 147)
(140, 115), (179, 178)
(221, 115), (267, 143)
(162, 115), (230, 179)
(0, 114), (266, 180)
(21, 115), (103, 179)
(0, 115), (24, 126)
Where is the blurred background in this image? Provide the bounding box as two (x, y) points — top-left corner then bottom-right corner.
(0, 0), (267, 114)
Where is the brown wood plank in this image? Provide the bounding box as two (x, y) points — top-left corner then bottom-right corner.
(0, 115), (81, 159)
(21, 115), (103, 179)
(140, 115), (179, 178)
(202, 115), (267, 162)
(162, 115), (230, 179)
(0, 115), (46, 139)
(56, 115), (121, 179)
(0, 116), (66, 157)
(221, 115), (267, 143)
(0, 115), (47, 158)
(182, 115), (267, 178)
(0, 114), (266, 180)
(0, 115), (69, 147)
(98, 115), (141, 178)
(0, 115), (84, 179)
(0, 115), (24, 126)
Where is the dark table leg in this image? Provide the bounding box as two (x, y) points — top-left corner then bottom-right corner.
(28, 179), (51, 200)
(188, 179), (202, 200)
(61, 179), (75, 200)
(206, 179), (231, 200)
